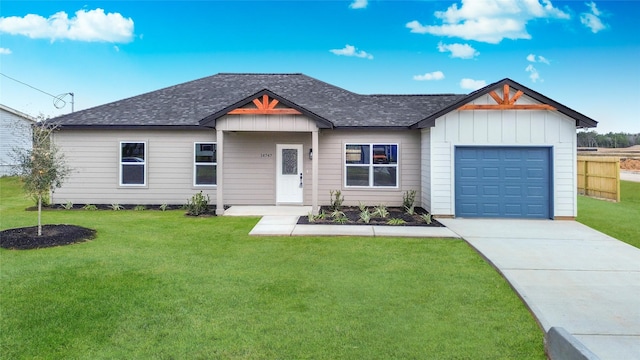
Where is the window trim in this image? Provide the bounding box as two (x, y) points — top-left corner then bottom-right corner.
(193, 142), (217, 187)
(119, 141), (147, 187)
(344, 143), (399, 188)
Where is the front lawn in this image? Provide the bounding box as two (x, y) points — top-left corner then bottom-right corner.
(577, 180), (640, 248)
(0, 177), (544, 359)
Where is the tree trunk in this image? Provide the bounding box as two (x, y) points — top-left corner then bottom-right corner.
(38, 194), (42, 236)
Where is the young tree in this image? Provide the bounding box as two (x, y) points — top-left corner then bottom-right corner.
(12, 119), (71, 236)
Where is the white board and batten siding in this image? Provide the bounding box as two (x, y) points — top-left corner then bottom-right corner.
(0, 105), (35, 176)
(318, 129), (422, 207)
(52, 129), (217, 205)
(423, 92), (578, 218)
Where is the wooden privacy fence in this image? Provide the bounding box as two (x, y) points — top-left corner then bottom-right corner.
(577, 156), (620, 202)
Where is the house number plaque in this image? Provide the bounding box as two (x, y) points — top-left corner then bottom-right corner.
(260, 153), (273, 158)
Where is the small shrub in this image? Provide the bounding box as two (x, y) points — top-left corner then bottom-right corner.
(185, 191), (210, 216)
(109, 203), (124, 211)
(359, 209), (372, 224)
(83, 204), (97, 211)
(134, 205), (146, 211)
(316, 210), (327, 220)
(159, 203), (169, 211)
(358, 201), (367, 212)
(333, 216), (348, 224)
(420, 213), (432, 225)
(32, 194), (51, 207)
(373, 204), (389, 218)
(307, 212), (316, 223)
(329, 190), (344, 211)
(387, 218), (407, 226)
(403, 190), (416, 215)
(60, 201), (73, 210)
(331, 210), (346, 220)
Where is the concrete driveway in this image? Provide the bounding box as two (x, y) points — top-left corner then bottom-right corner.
(439, 219), (640, 360)
(621, 170), (640, 183)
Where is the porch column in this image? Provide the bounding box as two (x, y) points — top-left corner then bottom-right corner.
(312, 129), (319, 214)
(216, 129), (224, 215)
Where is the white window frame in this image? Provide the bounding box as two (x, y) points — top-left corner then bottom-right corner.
(193, 142), (217, 187)
(344, 143), (399, 188)
(119, 141), (147, 187)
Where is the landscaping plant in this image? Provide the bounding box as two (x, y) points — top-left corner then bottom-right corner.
(329, 190), (344, 211)
(185, 191), (210, 216)
(403, 190), (416, 215)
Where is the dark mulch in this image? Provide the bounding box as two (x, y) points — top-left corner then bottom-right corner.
(0, 225), (96, 250)
(297, 206), (443, 227)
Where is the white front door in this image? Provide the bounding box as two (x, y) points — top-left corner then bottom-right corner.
(276, 144), (304, 204)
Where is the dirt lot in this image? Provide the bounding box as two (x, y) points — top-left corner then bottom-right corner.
(578, 146), (640, 171)
(621, 158), (640, 171)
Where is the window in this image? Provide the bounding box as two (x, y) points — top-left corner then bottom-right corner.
(120, 142), (146, 186)
(194, 142), (217, 186)
(345, 143), (398, 187)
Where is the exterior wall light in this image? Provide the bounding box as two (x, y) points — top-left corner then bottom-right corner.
(309, 148), (313, 160)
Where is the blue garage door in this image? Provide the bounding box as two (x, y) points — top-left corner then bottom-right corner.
(455, 147), (551, 219)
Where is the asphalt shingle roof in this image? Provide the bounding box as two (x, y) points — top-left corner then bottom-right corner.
(51, 73), (467, 128)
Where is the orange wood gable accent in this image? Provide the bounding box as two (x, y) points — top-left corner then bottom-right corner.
(228, 94), (302, 115)
(459, 84), (556, 111)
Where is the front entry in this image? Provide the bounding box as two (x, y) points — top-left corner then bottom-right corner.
(276, 144), (304, 204)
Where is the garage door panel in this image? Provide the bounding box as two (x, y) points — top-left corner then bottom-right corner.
(482, 167), (500, 179)
(455, 147), (551, 219)
(460, 167), (477, 178)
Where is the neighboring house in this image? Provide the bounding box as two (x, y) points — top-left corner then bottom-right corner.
(0, 104), (36, 176)
(50, 73), (597, 219)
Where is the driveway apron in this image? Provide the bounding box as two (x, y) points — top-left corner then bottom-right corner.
(439, 219), (640, 360)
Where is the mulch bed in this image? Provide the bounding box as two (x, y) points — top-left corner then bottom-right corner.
(0, 225), (96, 250)
(297, 206), (443, 227)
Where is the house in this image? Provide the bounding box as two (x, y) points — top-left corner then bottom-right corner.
(49, 73), (597, 219)
(0, 104), (36, 176)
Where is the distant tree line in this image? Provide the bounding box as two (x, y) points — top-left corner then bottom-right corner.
(577, 131), (640, 148)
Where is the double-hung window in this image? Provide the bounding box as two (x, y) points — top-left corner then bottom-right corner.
(120, 142), (146, 186)
(345, 143), (398, 187)
(194, 142), (217, 186)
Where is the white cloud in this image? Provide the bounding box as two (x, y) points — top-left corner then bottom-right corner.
(413, 71), (445, 81)
(329, 44), (373, 59)
(0, 47), (11, 55)
(407, 0), (570, 44)
(526, 53), (550, 64)
(113, 45), (120, 52)
(460, 78), (487, 90)
(0, 8), (134, 43)
(437, 42), (479, 59)
(580, 1), (607, 33)
(525, 64), (542, 82)
(349, 0), (368, 9)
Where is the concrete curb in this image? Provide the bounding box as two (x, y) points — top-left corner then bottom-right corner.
(546, 327), (600, 360)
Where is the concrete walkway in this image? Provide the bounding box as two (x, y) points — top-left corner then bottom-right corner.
(248, 215), (460, 238)
(439, 219), (640, 360)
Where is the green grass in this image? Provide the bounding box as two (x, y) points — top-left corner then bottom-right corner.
(1, 177), (544, 359)
(577, 180), (640, 248)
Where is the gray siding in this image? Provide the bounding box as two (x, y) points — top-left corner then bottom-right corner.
(222, 132), (312, 205)
(53, 129), (217, 205)
(53, 127), (423, 208)
(317, 129), (422, 207)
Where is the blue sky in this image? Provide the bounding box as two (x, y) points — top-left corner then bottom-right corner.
(1, 0), (638, 133)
